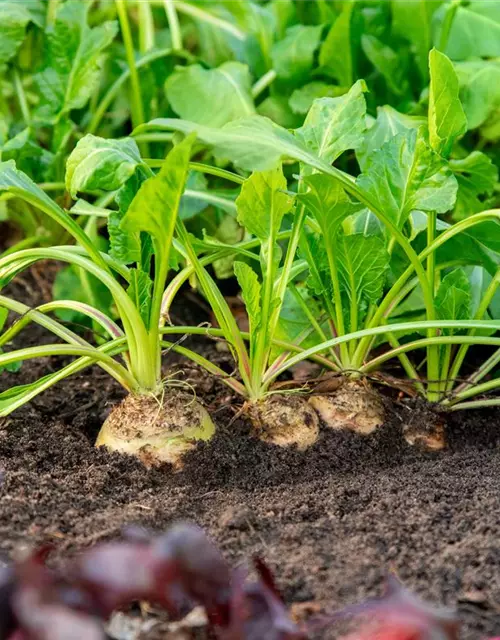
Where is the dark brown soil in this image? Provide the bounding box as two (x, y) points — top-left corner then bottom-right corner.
(1, 277), (500, 638)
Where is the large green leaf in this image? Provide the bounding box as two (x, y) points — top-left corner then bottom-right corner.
(0, 1), (41, 65)
(356, 106), (426, 171)
(319, 0), (356, 86)
(271, 24), (322, 87)
(450, 152), (498, 219)
(440, 2), (500, 61)
(455, 60), (500, 133)
(135, 115), (327, 173)
(34, 0), (117, 122)
(289, 82), (346, 115)
(165, 62), (255, 127)
(298, 175), (358, 240)
(337, 233), (389, 308)
(65, 135), (142, 198)
(356, 128), (457, 230)
(235, 166), (294, 242)
(121, 135), (194, 249)
(295, 80), (367, 168)
(428, 49), (467, 158)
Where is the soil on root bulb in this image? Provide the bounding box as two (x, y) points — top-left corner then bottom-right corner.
(96, 390), (215, 468)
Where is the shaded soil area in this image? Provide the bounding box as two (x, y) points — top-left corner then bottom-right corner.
(1, 273), (500, 638)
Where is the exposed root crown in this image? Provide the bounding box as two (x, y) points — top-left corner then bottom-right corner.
(96, 390), (215, 468)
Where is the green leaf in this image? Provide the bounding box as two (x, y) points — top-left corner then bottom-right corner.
(165, 62), (255, 127)
(0, 2), (36, 65)
(234, 261), (261, 337)
(337, 233), (389, 307)
(271, 24), (322, 87)
(34, 0), (117, 122)
(289, 82), (347, 115)
(121, 135), (194, 248)
(428, 49), (467, 158)
(0, 160), (64, 218)
(127, 267), (153, 327)
(136, 115), (322, 173)
(257, 94), (302, 129)
(235, 166), (294, 242)
(356, 106), (426, 171)
(455, 60), (500, 131)
(361, 35), (408, 96)
(319, 0), (355, 86)
(52, 265), (113, 324)
(391, 0), (442, 82)
(356, 128), (457, 230)
(108, 170), (147, 266)
(65, 135), (142, 198)
(435, 268), (471, 334)
(298, 174), (358, 239)
(440, 2), (500, 61)
(295, 80), (367, 169)
(450, 151), (498, 219)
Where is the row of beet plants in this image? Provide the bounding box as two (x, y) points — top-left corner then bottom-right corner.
(1, 48), (500, 463)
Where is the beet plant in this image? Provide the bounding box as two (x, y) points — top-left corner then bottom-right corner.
(0, 136), (223, 467)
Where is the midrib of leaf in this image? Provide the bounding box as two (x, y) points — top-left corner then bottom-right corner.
(218, 67), (254, 116)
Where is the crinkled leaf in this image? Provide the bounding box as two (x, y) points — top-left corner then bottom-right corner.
(356, 106), (426, 171)
(356, 128), (458, 230)
(295, 80), (367, 170)
(234, 261), (261, 337)
(319, 0), (355, 86)
(298, 174), (358, 239)
(66, 135), (142, 198)
(337, 234), (389, 306)
(127, 267), (153, 327)
(271, 24), (322, 87)
(428, 49), (467, 158)
(121, 136), (194, 250)
(34, 0), (117, 122)
(435, 268), (471, 334)
(0, 1), (38, 65)
(165, 62), (255, 127)
(361, 34), (408, 96)
(450, 151), (498, 219)
(211, 215), (246, 279)
(236, 166), (294, 242)
(289, 83), (347, 115)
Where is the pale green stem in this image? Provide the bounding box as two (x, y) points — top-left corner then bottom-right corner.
(138, 0), (155, 53)
(114, 0), (148, 154)
(251, 70), (277, 99)
(12, 69), (30, 125)
(164, 0), (182, 50)
(173, 1), (245, 40)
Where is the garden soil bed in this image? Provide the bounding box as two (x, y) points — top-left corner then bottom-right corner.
(1, 279), (500, 638)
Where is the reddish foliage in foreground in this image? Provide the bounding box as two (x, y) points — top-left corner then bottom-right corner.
(0, 523), (487, 640)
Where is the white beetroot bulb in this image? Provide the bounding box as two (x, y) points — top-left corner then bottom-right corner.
(308, 379), (385, 435)
(96, 390), (215, 468)
(247, 394), (320, 450)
